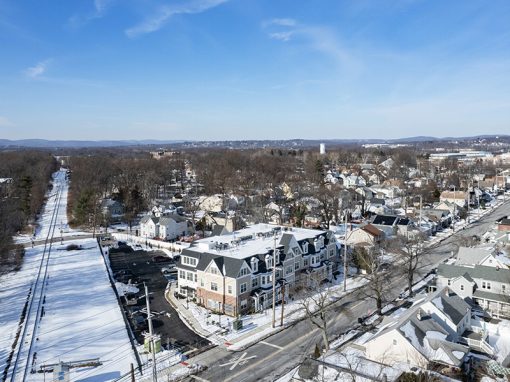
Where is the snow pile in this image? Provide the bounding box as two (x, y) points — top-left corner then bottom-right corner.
(116, 282), (140, 296)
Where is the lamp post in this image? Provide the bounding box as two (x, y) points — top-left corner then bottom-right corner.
(272, 233), (277, 328)
(343, 210), (349, 292)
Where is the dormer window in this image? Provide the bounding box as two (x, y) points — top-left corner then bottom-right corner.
(302, 242), (309, 254)
(275, 250), (280, 265)
(251, 257), (258, 272)
(265, 254), (273, 269)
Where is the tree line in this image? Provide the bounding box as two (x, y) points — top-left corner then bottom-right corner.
(0, 151), (57, 273)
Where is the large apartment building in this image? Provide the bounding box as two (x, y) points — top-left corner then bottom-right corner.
(176, 223), (339, 316)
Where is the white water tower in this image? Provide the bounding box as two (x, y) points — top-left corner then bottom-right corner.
(320, 143), (326, 155)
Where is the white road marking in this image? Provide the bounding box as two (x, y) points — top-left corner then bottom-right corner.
(220, 352), (257, 371)
(260, 341), (283, 350)
(191, 376), (210, 382)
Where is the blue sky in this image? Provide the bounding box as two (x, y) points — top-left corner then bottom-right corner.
(0, 0), (509, 140)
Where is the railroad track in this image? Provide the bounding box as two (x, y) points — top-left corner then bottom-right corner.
(7, 171), (65, 382)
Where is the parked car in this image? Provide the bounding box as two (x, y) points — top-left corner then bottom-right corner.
(131, 313), (148, 330)
(161, 265), (176, 273)
(152, 255), (172, 263)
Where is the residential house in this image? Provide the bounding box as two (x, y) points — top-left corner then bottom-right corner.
(454, 247), (505, 268)
(364, 287), (470, 370)
(435, 263), (510, 318)
(203, 211), (246, 233)
(440, 191), (467, 209)
(343, 175), (367, 189)
(422, 209), (452, 230)
(140, 213), (188, 240)
(347, 223), (384, 248)
(101, 199), (124, 223)
(175, 224), (339, 316)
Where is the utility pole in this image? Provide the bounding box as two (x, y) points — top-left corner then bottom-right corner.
(272, 233), (277, 329)
(280, 282), (285, 327)
(343, 211), (349, 292)
(418, 195), (422, 234)
(144, 283), (158, 382)
(453, 186), (456, 232)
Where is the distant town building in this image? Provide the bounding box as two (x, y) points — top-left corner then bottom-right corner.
(320, 143), (326, 155)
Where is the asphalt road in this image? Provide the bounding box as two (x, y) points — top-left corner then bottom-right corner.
(21, 233), (94, 248)
(183, 200), (510, 382)
(108, 248), (210, 353)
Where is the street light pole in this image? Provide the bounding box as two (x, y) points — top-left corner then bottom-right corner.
(272, 233), (277, 329)
(343, 211), (349, 292)
(144, 283), (158, 382)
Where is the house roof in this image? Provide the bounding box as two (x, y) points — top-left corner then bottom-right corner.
(456, 247), (493, 266)
(372, 215), (398, 226)
(368, 287), (469, 367)
(473, 289), (510, 304)
(438, 263), (510, 284)
(211, 225), (227, 236)
(160, 214), (187, 224)
(279, 233), (294, 255)
(430, 289), (471, 325)
(361, 223), (384, 237)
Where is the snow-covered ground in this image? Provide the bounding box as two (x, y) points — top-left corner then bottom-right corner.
(29, 238), (138, 382)
(0, 245), (47, 377)
(14, 169), (87, 245)
(0, 169), (137, 382)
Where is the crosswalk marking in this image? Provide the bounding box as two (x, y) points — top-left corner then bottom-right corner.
(260, 341), (283, 350)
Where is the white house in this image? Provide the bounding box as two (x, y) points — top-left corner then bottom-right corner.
(140, 213), (188, 240)
(364, 287), (470, 369)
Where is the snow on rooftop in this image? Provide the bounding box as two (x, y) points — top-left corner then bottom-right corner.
(189, 223), (326, 259)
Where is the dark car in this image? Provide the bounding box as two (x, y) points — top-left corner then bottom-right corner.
(131, 313), (148, 330)
(152, 255), (172, 263)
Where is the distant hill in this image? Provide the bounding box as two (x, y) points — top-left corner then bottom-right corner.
(0, 135), (508, 149)
(0, 139), (185, 148)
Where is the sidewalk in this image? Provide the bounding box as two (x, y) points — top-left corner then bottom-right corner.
(165, 283), (286, 351)
(165, 276), (367, 352)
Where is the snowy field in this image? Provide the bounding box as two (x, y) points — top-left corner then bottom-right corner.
(28, 238), (137, 382)
(1, 169), (137, 382)
(0, 245), (47, 377)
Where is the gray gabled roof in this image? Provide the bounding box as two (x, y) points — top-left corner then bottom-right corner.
(211, 225), (227, 236)
(160, 213), (187, 224)
(189, 250), (247, 278)
(438, 263), (510, 284)
(140, 215), (158, 224)
(456, 247), (493, 266)
(430, 289), (471, 325)
(473, 289), (510, 304)
(279, 233), (295, 255)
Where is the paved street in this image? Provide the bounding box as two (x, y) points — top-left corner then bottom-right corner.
(181, 200), (510, 382)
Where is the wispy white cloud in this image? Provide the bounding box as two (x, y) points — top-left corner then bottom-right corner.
(263, 18), (297, 28)
(0, 116), (14, 128)
(126, 0), (229, 38)
(24, 59), (52, 79)
(268, 31), (294, 42)
(94, 0), (114, 15)
(262, 18), (354, 66)
(68, 0), (115, 28)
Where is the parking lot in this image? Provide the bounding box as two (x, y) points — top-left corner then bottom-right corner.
(108, 245), (210, 354)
